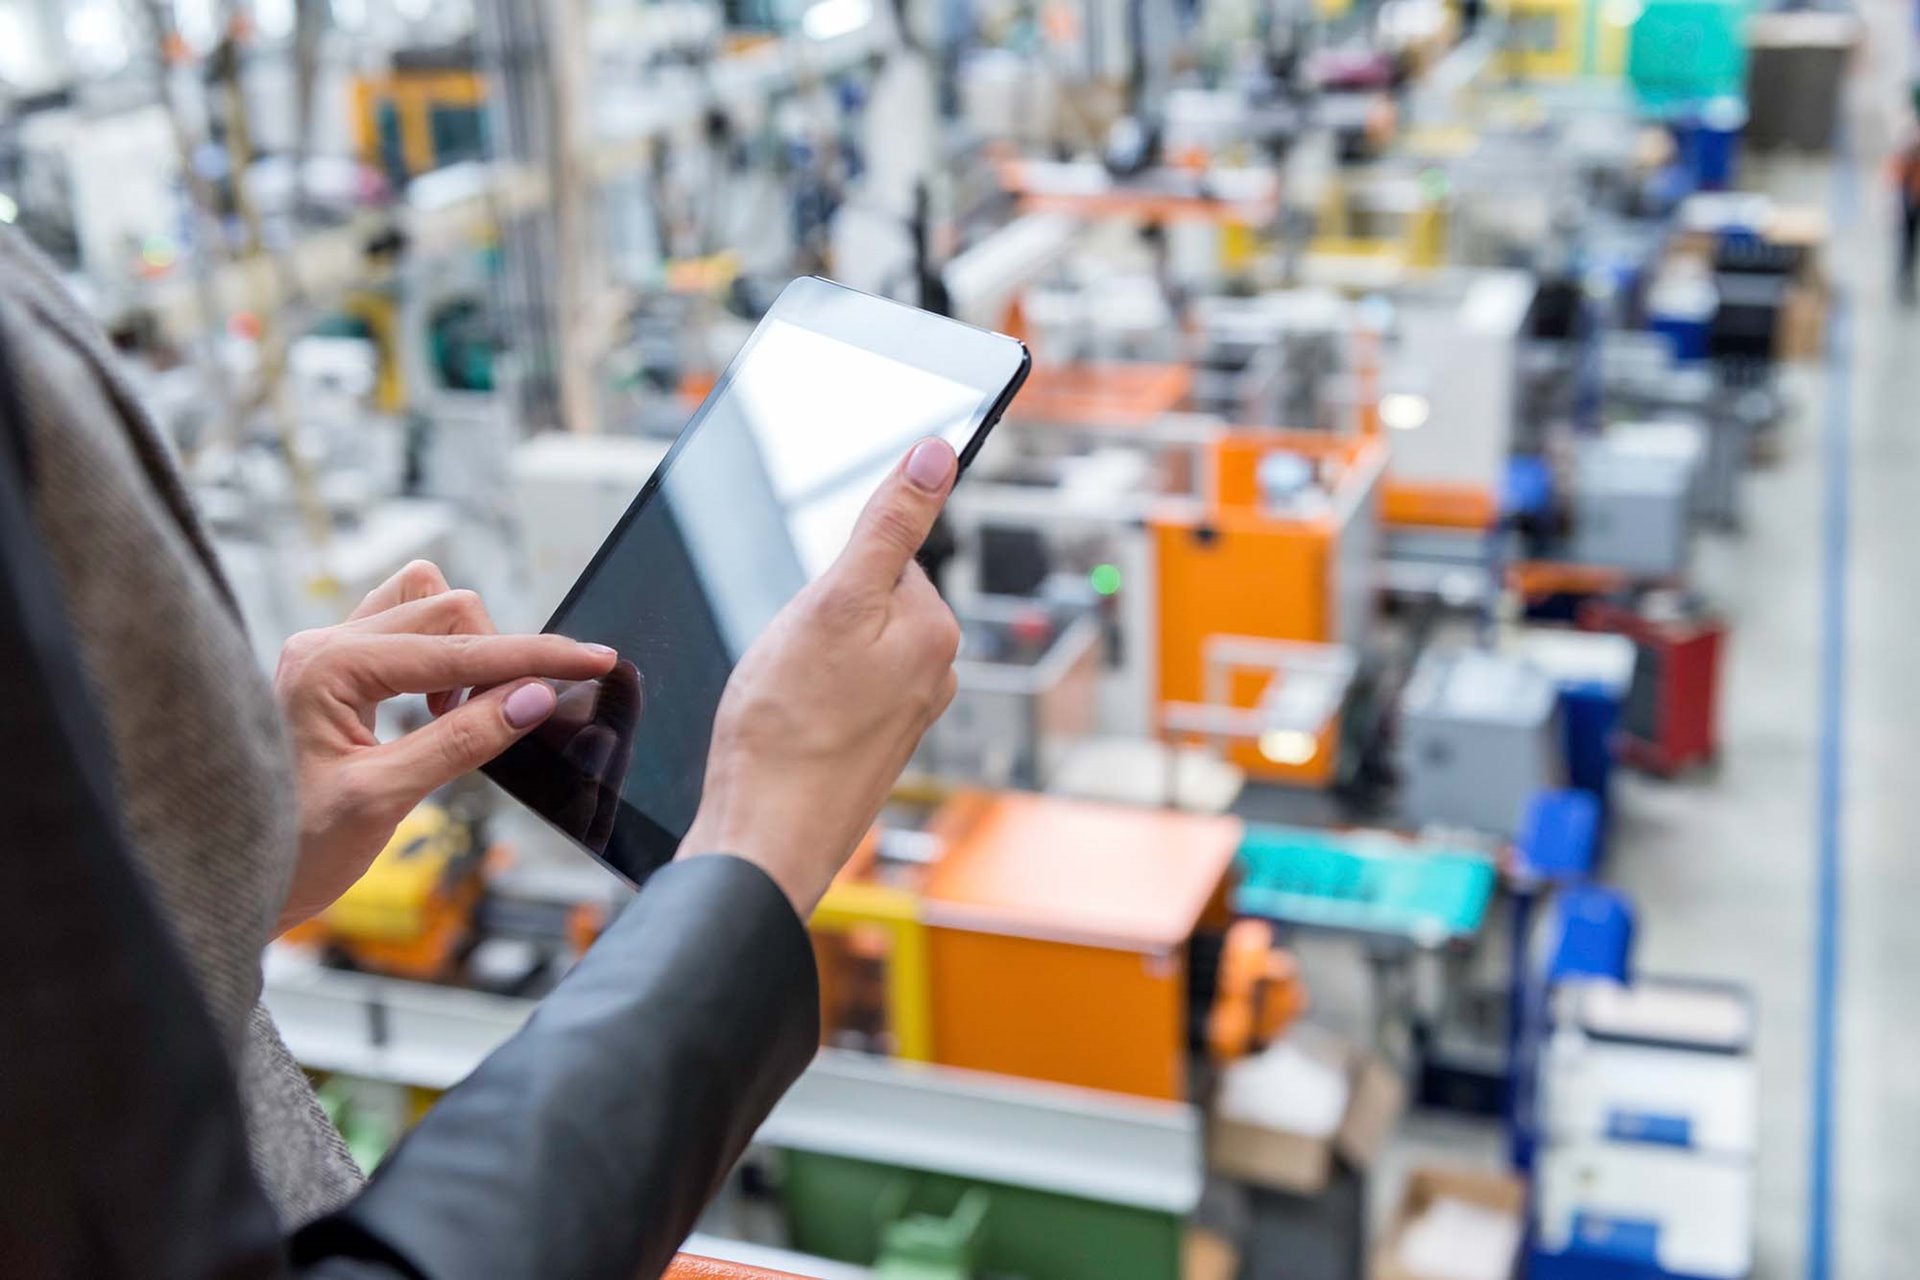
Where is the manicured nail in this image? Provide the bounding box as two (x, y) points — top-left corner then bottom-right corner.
(504, 681), (558, 729)
(905, 438), (955, 492)
(581, 642), (618, 660)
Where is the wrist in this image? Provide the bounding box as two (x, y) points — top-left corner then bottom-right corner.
(678, 811), (821, 920)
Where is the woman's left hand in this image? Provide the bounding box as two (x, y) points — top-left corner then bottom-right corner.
(271, 560), (618, 935)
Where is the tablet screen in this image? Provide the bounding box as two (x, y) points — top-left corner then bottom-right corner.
(485, 282), (1025, 884)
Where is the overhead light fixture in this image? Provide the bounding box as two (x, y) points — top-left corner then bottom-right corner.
(803, 0), (872, 41)
(1380, 392), (1431, 432)
(0, 194), (16, 226)
(1259, 729), (1318, 766)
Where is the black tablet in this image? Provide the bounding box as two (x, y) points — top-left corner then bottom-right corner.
(484, 277), (1030, 885)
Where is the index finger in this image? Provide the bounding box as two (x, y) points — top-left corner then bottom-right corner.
(341, 633), (618, 697)
(829, 438), (957, 597)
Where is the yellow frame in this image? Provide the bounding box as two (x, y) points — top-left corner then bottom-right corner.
(351, 71), (488, 181)
(1490, 0), (1629, 81)
(812, 880), (934, 1062)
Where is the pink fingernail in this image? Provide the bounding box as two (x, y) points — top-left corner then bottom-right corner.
(581, 643), (618, 660)
(905, 439), (955, 492)
(504, 681), (557, 729)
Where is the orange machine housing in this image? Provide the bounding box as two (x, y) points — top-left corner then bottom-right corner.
(919, 791), (1241, 1101)
(1011, 362), (1194, 430)
(1151, 431), (1384, 784)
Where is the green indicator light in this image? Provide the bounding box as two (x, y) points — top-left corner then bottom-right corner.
(1090, 563), (1123, 597)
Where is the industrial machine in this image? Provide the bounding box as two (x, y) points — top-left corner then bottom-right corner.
(1571, 426), (1702, 580)
(1489, 0), (1631, 82)
(1151, 430), (1385, 785)
(1304, 167), (1452, 286)
(1398, 648), (1563, 838)
(916, 598), (1103, 791)
(1188, 291), (1352, 431)
(812, 790), (1246, 1101)
(1529, 978), (1757, 1280)
(350, 58), (488, 188)
(283, 805), (484, 983)
(1379, 269), (1536, 530)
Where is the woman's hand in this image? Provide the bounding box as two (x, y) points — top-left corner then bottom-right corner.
(273, 561), (618, 935)
(678, 439), (963, 917)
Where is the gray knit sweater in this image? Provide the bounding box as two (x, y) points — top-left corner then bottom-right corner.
(0, 227), (364, 1226)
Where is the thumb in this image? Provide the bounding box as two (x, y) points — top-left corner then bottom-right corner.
(370, 679), (557, 802)
(831, 438), (957, 595)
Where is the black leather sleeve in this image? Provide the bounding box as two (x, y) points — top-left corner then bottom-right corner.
(293, 855), (821, 1280)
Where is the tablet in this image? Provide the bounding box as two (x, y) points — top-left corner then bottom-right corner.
(484, 277), (1030, 886)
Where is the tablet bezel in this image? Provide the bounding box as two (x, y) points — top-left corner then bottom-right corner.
(484, 276), (1030, 885)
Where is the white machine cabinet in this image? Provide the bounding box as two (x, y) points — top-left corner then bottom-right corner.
(1535, 1143), (1754, 1280)
(1385, 269), (1536, 493)
(1541, 1037), (1758, 1158)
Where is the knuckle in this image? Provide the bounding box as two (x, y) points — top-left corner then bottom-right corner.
(812, 579), (871, 630)
(274, 629), (329, 686)
(906, 607), (961, 664)
(443, 588), (486, 627)
(931, 611), (962, 661)
(867, 501), (925, 555)
(437, 713), (494, 772)
(401, 560), (445, 595)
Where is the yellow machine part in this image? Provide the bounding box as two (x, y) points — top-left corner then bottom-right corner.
(1491, 0), (1629, 81)
(351, 70), (487, 182)
(321, 805), (470, 944)
(812, 879), (934, 1062)
(342, 289), (404, 413)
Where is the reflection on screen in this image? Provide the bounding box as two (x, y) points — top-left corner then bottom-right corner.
(498, 318), (991, 873)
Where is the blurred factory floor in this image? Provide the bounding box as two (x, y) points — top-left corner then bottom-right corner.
(1353, 78), (1919, 1279)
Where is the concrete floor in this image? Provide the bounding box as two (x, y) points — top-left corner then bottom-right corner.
(1618, 24), (1919, 1274)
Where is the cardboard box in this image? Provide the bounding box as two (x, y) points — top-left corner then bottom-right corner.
(1372, 1165), (1526, 1280)
(1183, 1227), (1241, 1280)
(1776, 281), (1828, 362)
(1208, 1028), (1406, 1195)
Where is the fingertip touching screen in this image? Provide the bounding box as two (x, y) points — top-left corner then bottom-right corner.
(484, 278), (1027, 885)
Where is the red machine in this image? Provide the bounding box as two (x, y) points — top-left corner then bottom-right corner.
(1579, 597), (1726, 776)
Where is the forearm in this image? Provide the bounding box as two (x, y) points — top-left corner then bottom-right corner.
(296, 855), (820, 1280)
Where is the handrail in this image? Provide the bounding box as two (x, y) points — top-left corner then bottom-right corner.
(665, 1255), (809, 1280)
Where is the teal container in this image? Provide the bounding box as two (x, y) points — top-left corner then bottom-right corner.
(1627, 0), (1750, 109)
(1234, 824), (1498, 943)
(782, 1151), (1185, 1280)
